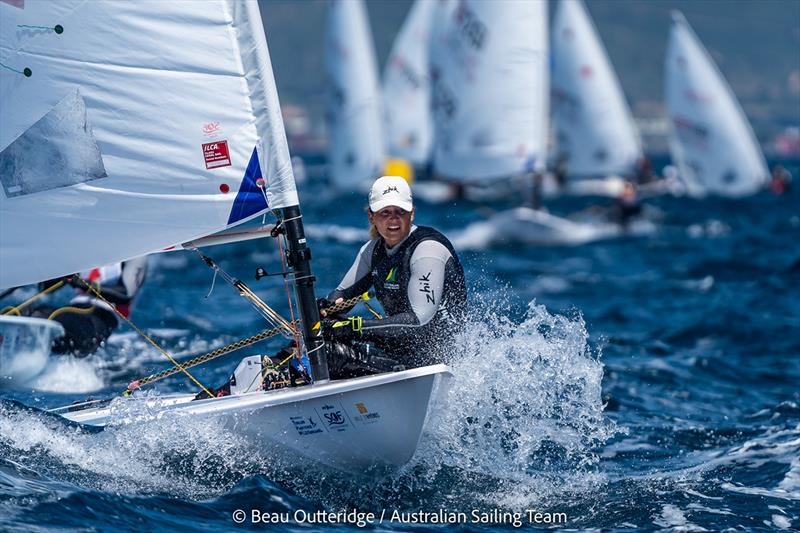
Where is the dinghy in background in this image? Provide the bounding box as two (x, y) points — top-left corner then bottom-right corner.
(665, 11), (768, 198)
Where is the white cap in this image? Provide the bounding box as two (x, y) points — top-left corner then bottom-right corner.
(368, 176), (413, 212)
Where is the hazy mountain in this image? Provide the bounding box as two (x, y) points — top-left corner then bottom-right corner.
(260, 0), (800, 150)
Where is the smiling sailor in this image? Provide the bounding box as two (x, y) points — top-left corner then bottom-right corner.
(318, 175), (467, 379)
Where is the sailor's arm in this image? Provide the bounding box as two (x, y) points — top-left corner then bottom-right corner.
(324, 239), (377, 313)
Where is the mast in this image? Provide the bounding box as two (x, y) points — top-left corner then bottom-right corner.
(279, 205), (329, 382)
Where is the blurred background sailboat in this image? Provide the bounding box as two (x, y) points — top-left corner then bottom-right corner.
(324, 0), (385, 191)
(382, 0), (435, 175)
(665, 11), (769, 198)
(429, 0), (549, 201)
(550, 0), (643, 198)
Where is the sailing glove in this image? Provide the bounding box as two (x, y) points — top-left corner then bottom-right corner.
(316, 297), (334, 316)
(321, 316), (363, 341)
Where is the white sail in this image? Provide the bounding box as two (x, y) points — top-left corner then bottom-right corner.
(325, 0), (385, 189)
(430, 0), (549, 181)
(551, 0), (642, 179)
(665, 11), (768, 197)
(382, 0), (435, 167)
(0, 0), (296, 289)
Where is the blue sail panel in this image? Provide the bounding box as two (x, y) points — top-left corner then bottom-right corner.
(227, 147), (268, 225)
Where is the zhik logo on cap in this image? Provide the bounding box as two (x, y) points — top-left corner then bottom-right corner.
(369, 176), (413, 213)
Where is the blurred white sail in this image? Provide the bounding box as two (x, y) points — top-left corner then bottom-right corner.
(0, 0), (296, 289)
(430, 0), (549, 182)
(382, 0), (435, 167)
(325, 0), (385, 190)
(551, 0), (642, 179)
(665, 11), (768, 197)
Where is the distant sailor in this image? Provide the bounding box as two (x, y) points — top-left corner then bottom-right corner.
(612, 181), (643, 228)
(26, 257), (148, 357)
(770, 164), (792, 195)
(319, 175), (468, 379)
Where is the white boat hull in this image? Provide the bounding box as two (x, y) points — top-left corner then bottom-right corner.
(0, 316), (64, 386)
(58, 364), (451, 474)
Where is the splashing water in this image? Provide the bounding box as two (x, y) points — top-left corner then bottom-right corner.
(413, 300), (615, 508)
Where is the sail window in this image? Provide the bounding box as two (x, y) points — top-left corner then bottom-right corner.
(0, 89), (106, 198)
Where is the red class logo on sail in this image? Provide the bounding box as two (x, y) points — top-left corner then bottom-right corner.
(202, 140), (232, 169)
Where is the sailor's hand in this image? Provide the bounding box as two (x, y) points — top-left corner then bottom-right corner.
(317, 297), (344, 317)
(321, 316), (362, 340)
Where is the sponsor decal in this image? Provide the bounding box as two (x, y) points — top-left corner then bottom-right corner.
(318, 403), (350, 432)
(352, 402), (382, 425)
(453, 1), (487, 50)
(290, 415), (323, 436)
(431, 67), (458, 121)
(418, 272), (435, 304)
(672, 115), (709, 148)
(383, 267), (400, 290)
(202, 140), (231, 169)
(391, 56), (422, 89)
(383, 185), (399, 195)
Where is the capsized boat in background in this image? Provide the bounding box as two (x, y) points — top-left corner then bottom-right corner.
(551, 0), (643, 195)
(0, 0), (449, 474)
(324, 0), (385, 191)
(665, 11), (768, 198)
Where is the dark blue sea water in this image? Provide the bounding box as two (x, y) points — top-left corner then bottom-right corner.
(1, 158), (799, 532)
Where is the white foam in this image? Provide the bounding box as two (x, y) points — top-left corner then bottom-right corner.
(771, 514), (792, 529)
(0, 397), (264, 498)
(410, 300), (614, 506)
(26, 357), (103, 393)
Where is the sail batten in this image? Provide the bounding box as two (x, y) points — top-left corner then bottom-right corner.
(0, 0), (296, 289)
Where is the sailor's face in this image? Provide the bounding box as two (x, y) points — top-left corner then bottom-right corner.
(370, 207), (414, 248)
